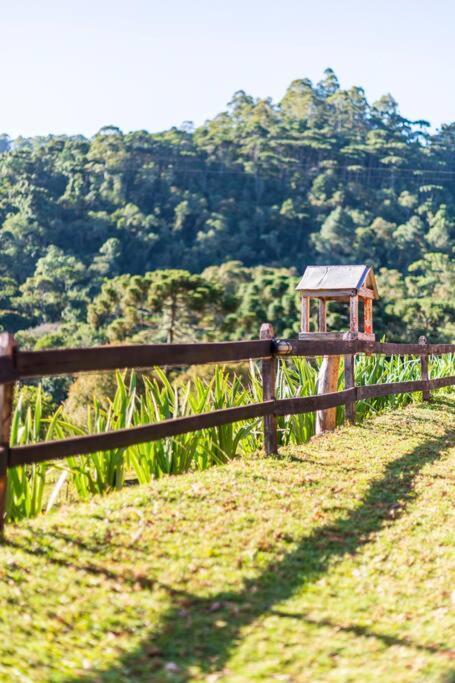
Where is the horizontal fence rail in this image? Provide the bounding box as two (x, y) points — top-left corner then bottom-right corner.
(8, 376), (455, 469)
(356, 375), (455, 399)
(275, 339), (455, 358)
(1, 340), (273, 383)
(0, 329), (454, 531)
(0, 339), (454, 385)
(8, 389), (358, 467)
(9, 400), (276, 467)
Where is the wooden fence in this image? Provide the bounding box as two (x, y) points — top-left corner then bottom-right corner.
(0, 328), (454, 530)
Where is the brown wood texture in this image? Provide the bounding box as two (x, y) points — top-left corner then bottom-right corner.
(356, 375), (455, 400)
(419, 336), (430, 401)
(9, 400), (276, 467)
(300, 297), (310, 333)
(316, 355), (340, 434)
(275, 388), (354, 416)
(280, 339), (360, 356)
(370, 341), (455, 356)
(363, 298), (373, 336)
(260, 323), (278, 455)
(15, 340), (272, 379)
(344, 353), (356, 423)
(2, 339), (454, 387)
(357, 287), (376, 300)
(0, 357), (18, 384)
(318, 300), (327, 332)
(349, 296), (359, 334)
(276, 339), (455, 358)
(429, 375), (455, 389)
(0, 334), (15, 533)
(357, 380), (428, 400)
(298, 332), (348, 341)
(298, 288), (356, 299)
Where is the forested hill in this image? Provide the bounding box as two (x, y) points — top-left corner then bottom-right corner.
(0, 68), (454, 347)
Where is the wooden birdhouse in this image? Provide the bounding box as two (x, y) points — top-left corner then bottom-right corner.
(296, 265), (379, 341)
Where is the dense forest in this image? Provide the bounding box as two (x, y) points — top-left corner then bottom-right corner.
(0, 69), (454, 352)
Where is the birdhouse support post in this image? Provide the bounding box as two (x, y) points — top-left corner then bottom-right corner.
(260, 323), (278, 455)
(343, 332), (356, 424)
(300, 296), (310, 333)
(349, 295), (359, 334)
(364, 298), (373, 336)
(318, 299), (327, 332)
(419, 335), (430, 401)
(316, 354), (340, 434)
(0, 333), (15, 536)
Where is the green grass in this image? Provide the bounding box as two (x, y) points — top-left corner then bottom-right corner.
(1, 397), (454, 682)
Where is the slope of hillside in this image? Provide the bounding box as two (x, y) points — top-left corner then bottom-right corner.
(1, 73), (455, 347)
(1, 397), (454, 682)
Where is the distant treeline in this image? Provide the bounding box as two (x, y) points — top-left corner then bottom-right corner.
(0, 68), (453, 349)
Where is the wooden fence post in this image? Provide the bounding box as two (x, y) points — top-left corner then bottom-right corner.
(419, 335), (430, 401)
(260, 323), (278, 455)
(0, 333), (15, 535)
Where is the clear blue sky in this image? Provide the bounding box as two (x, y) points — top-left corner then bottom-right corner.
(2, 0), (453, 137)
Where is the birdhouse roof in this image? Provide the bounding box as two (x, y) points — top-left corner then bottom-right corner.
(296, 265), (379, 299)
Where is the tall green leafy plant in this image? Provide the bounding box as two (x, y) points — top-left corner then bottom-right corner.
(6, 353), (454, 522)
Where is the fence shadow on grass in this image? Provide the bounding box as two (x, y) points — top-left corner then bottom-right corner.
(9, 402), (455, 682)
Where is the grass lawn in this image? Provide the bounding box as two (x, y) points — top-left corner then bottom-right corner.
(1, 396), (454, 682)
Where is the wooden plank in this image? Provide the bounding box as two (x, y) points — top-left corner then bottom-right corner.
(426, 344), (455, 355)
(275, 388), (354, 416)
(357, 375), (455, 400)
(363, 298), (373, 336)
(316, 355), (340, 434)
(300, 297), (310, 333)
(419, 336), (430, 401)
(357, 380), (429, 400)
(284, 339), (360, 357)
(297, 288), (356, 298)
(344, 353), (356, 424)
(429, 375), (455, 389)
(356, 332), (375, 342)
(370, 341), (455, 356)
(298, 332), (346, 340)
(15, 340), (272, 379)
(358, 287), (376, 300)
(368, 341), (422, 356)
(5, 339), (455, 387)
(260, 324), (278, 455)
(292, 340), (455, 358)
(349, 296), (359, 334)
(297, 332), (375, 342)
(0, 334), (15, 534)
(9, 400), (276, 468)
(318, 300), (327, 332)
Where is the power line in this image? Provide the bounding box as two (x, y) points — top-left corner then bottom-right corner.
(4, 149), (455, 183)
(124, 159), (455, 183)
